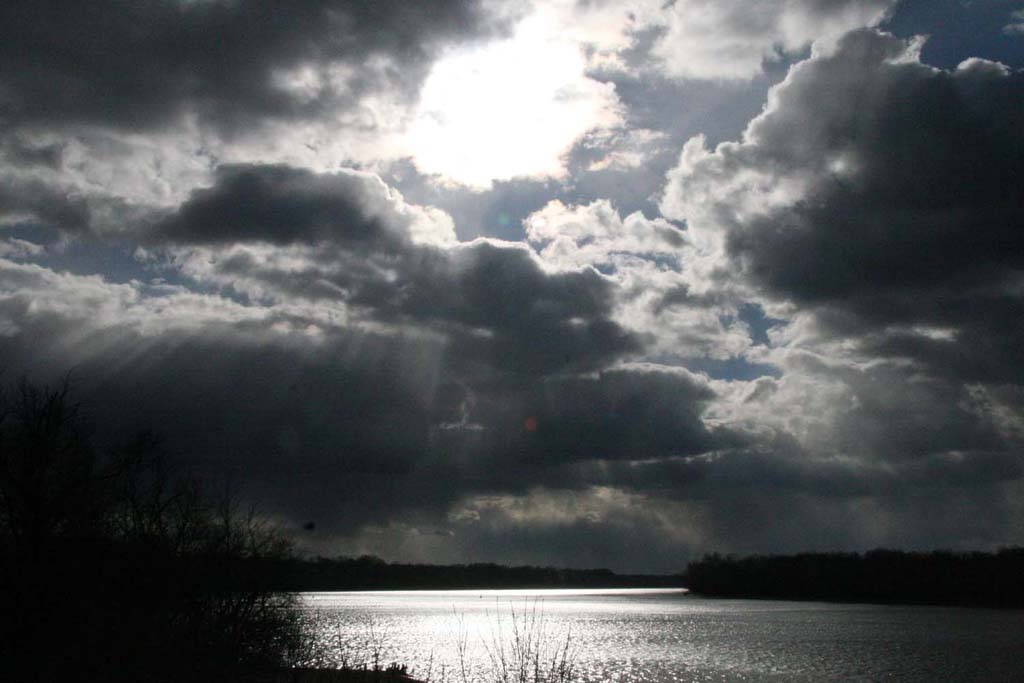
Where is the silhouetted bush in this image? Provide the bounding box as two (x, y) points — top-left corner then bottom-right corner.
(0, 375), (304, 681)
(684, 548), (1024, 607)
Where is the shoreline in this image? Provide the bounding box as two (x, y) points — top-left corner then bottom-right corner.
(249, 667), (424, 683)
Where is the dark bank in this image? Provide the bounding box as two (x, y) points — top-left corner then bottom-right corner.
(684, 548), (1024, 607)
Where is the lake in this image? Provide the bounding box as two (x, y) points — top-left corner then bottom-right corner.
(298, 588), (1024, 682)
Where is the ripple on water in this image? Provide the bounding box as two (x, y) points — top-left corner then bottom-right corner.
(297, 589), (1024, 682)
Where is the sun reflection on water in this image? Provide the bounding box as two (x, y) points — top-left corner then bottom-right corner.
(298, 588), (1024, 682)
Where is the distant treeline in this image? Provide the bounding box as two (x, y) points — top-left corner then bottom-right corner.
(258, 554), (684, 591)
(685, 548), (1024, 607)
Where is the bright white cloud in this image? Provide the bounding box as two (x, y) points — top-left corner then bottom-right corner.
(643, 0), (895, 80)
(523, 199), (755, 362)
(582, 128), (668, 171)
(525, 198), (684, 271)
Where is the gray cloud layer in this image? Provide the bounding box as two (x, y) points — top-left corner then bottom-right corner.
(664, 30), (1024, 383)
(0, 0), (502, 133)
(0, 2), (1022, 571)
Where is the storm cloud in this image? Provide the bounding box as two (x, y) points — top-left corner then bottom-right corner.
(663, 29), (1024, 381)
(0, 0), (505, 133)
(1, 2), (1023, 571)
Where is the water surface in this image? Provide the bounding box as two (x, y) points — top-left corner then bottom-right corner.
(299, 588), (1024, 681)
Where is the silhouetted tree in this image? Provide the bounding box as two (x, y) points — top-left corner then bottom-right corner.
(0, 375), (100, 558)
(0, 375), (306, 682)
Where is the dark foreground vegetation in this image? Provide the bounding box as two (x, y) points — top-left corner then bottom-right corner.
(685, 549), (1024, 607)
(0, 376), (311, 682)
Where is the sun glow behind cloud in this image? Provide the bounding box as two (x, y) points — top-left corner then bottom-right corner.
(406, 8), (622, 188)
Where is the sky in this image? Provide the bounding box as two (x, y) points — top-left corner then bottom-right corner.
(1, 0), (1022, 573)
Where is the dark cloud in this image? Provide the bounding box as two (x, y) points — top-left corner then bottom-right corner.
(0, 136), (64, 170)
(2, 2), (1023, 571)
(438, 365), (734, 475)
(507, 366), (728, 464)
(638, 29), (1024, 551)
(370, 241), (642, 377)
(154, 164), (430, 248)
(0, 176), (91, 231)
(0, 244), (1022, 569)
(0, 0), (505, 134)
(0, 324), (446, 532)
(664, 29), (1024, 381)
(0, 260), (715, 567)
(153, 163), (640, 377)
(820, 362), (1012, 463)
